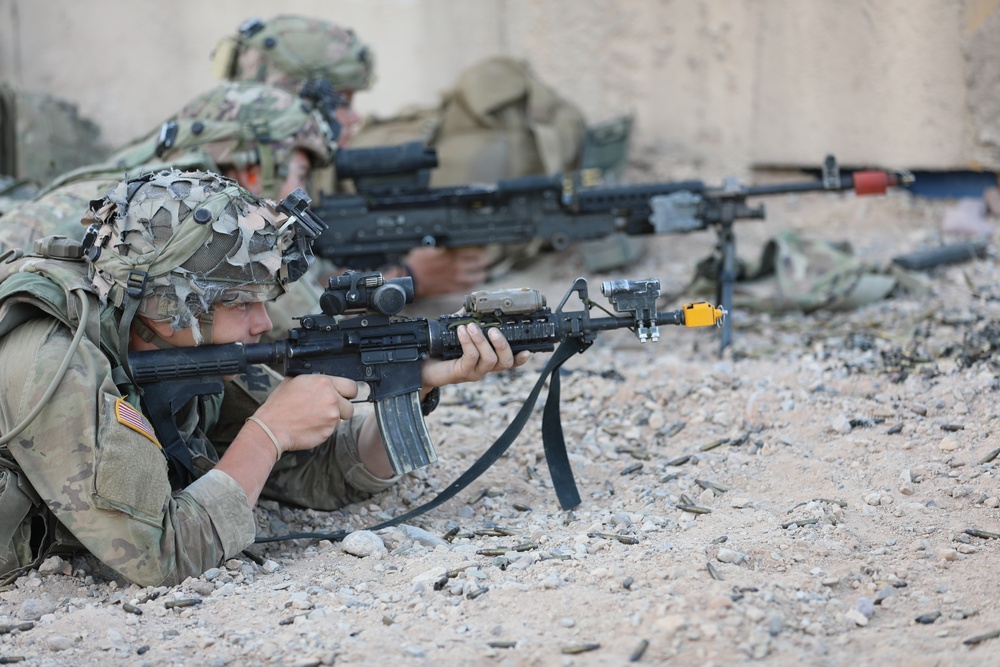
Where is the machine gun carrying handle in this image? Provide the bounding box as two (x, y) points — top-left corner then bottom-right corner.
(373, 392), (438, 475)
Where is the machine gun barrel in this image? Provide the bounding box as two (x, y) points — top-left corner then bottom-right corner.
(313, 149), (909, 353)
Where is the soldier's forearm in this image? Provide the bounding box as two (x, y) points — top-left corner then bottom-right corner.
(356, 414), (394, 480)
(214, 423), (282, 506)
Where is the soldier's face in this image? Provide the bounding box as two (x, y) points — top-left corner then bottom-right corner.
(208, 301), (274, 345)
(139, 301), (273, 349)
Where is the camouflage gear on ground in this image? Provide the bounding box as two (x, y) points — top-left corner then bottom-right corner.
(215, 16), (375, 93)
(0, 82), (109, 188)
(687, 230), (898, 313)
(87, 170), (303, 339)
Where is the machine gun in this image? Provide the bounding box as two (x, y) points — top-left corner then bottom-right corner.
(313, 143), (912, 352)
(128, 271), (724, 486)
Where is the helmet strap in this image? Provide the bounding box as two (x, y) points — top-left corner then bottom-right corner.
(131, 308), (217, 350)
(117, 269), (149, 385)
(198, 310), (216, 346)
(257, 144), (277, 199)
(132, 319), (177, 351)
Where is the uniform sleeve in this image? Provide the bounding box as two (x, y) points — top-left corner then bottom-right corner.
(0, 317), (256, 587)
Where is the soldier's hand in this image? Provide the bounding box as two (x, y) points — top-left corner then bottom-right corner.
(420, 322), (530, 389)
(254, 375), (358, 454)
(405, 246), (492, 297)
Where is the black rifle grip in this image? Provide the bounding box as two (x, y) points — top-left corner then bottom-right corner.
(373, 392), (438, 475)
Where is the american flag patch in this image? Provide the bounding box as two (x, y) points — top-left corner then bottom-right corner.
(114, 397), (161, 448)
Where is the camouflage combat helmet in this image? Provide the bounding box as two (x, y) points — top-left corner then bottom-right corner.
(213, 15), (376, 94)
(104, 82), (340, 200)
(85, 170), (312, 347)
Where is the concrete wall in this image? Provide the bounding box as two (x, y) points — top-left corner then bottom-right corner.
(1, 0), (996, 180)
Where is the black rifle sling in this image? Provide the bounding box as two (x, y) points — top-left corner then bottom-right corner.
(139, 383), (198, 487)
(254, 336), (587, 544)
(541, 339), (586, 509)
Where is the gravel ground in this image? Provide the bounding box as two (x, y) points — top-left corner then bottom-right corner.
(4, 189), (1000, 666)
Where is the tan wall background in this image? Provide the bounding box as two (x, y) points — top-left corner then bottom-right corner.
(1, 0), (997, 181)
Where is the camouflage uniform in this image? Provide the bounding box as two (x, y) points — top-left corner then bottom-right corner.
(0, 81), (340, 339)
(0, 172), (396, 586)
(214, 15), (376, 201)
(0, 82), (337, 251)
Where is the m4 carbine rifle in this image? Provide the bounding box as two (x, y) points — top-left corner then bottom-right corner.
(312, 142), (912, 351)
(129, 270), (724, 485)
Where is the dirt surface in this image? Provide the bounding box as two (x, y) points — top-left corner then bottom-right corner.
(3, 188), (1000, 666)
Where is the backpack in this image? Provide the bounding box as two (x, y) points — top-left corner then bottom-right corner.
(0, 237), (109, 582)
(352, 56), (592, 185)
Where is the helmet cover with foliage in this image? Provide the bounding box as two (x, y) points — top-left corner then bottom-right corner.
(86, 170), (309, 343)
(214, 15), (376, 94)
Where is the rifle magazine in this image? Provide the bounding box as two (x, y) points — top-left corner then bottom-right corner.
(374, 392), (438, 475)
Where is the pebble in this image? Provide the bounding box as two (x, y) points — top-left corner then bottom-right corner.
(938, 548), (959, 561)
(397, 524), (450, 548)
(46, 635), (74, 651)
(342, 531), (388, 558)
(844, 609), (869, 626)
(940, 436), (959, 452)
(36, 556), (66, 576)
(831, 415), (853, 434)
(19, 597), (57, 620)
(189, 580), (215, 597)
(716, 547), (748, 565)
(855, 597), (875, 618)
